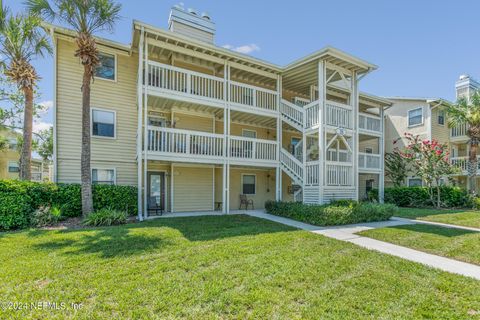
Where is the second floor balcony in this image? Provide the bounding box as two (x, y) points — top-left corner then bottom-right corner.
(146, 61), (278, 116)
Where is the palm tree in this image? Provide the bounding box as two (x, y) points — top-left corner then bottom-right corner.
(0, 5), (51, 180)
(27, 0), (121, 216)
(446, 90), (480, 194)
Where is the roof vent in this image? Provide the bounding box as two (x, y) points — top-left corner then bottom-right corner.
(187, 8), (198, 15)
(168, 6), (216, 43)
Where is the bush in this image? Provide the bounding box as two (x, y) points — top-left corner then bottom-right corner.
(0, 193), (32, 230)
(265, 200), (397, 226)
(0, 180), (138, 231)
(369, 186), (472, 208)
(83, 208), (128, 227)
(31, 206), (62, 228)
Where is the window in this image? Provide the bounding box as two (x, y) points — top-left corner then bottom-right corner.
(92, 168), (115, 185)
(95, 53), (116, 80)
(92, 109), (115, 138)
(408, 108), (423, 127)
(242, 129), (257, 138)
(7, 161), (19, 173)
(438, 110), (445, 125)
(242, 174), (256, 195)
(365, 147), (373, 154)
(408, 178), (423, 187)
(8, 138), (17, 150)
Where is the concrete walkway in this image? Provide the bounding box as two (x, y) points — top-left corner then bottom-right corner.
(245, 211), (480, 281)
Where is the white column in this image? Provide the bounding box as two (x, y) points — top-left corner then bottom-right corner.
(143, 37), (149, 219)
(276, 74), (282, 200)
(318, 60), (325, 204)
(225, 63), (231, 213)
(379, 107), (385, 203)
(136, 27), (144, 221)
(351, 71), (359, 201)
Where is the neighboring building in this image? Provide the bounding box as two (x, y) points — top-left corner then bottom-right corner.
(384, 97), (451, 187)
(384, 74), (480, 191)
(49, 6), (389, 219)
(449, 75), (480, 191)
(0, 128), (50, 181)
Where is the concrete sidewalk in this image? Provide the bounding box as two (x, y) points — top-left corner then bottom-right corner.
(246, 211), (480, 281)
(392, 216), (480, 232)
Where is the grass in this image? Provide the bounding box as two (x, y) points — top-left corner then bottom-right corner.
(1, 215), (480, 319)
(395, 207), (480, 228)
(358, 224), (480, 266)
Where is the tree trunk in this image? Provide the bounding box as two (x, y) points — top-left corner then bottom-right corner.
(19, 87), (33, 180)
(468, 141), (478, 196)
(81, 65), (93, 216)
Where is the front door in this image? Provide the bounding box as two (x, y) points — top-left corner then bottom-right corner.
(148, 172), (165, 215)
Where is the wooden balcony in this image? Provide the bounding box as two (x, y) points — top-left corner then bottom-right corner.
(451, 156), (480, 175)
(358, 152), (381, 172)
(146, 61), (277, 116)
(304, 100), (353, 130)
(145, 127), (277, 166)
(450, 123), (468, 141)
(359, 113), (381, 135)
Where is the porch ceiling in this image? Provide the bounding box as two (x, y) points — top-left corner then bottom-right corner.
(227, 111), (277, 128)
(147, 95), (223, 117)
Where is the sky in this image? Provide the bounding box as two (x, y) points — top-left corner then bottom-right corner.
(4, 0), (480, 131)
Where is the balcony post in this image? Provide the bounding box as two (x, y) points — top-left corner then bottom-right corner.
(276, 74), (282, 200)
(379, 107), (385, 203)
(318, 60), (326, 204)
(351, 70), (359, 200)
(143, 36), (149, 219)
(136, 27), (144, 220)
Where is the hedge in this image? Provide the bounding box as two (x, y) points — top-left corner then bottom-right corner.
(368, 186), (472, 208)
(0, 180), (137, 230)
(265, 200), (397, 226)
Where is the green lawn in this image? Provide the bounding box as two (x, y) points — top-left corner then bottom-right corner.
(395, 207), (480, 228)
(358, 224), (480, 266)
(1, 215), (480, 319)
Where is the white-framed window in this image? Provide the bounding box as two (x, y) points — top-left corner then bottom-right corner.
(242, 129), (257, 139)
(365, 147), (373, 154)
(8, 138), (17, 150)
(408, 177), (423, 187)
(148, 116), (166, 127)
(92, 168), (116, 185)
(7, 161), (19, 173)
(241, 174), (256, 195)
(92, 108), (116, 138)
(95, 52), (116, 81)
(408, 107), (423, 127)
(438, 110), (445, 125)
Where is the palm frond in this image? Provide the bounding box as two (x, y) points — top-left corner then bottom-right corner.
(24, 0), (56, 21)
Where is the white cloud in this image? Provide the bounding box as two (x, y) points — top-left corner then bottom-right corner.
(222, 43), (260, 54)
(33, 120), (52, 133)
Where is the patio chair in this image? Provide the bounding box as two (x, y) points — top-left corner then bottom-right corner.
(239, 194), (254, 210)
(148, 196), (163, 216)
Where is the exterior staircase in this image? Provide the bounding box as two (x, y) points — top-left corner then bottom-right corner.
(280, 100), (304, 132)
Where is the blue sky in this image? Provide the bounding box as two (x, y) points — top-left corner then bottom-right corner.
(4, 0), (480, 130)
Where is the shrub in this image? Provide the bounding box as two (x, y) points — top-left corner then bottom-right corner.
(83, 208), (128, 227)
(265, 200), (396, 226)
(370, 186), (472, 208)
(31, 206), (62, 228)
(0, 193), (32, 230)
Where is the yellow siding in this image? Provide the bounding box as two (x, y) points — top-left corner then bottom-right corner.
(175, 112), (214, 132)
(56, 39), (138, 185)
(229, 168), (275, 210)
(173, 166), (214, 212)
(281, 172), (295, 202)
(431, 107), (450, 145)
(282, 131), (302, 151)
(358, 138), (379, 153)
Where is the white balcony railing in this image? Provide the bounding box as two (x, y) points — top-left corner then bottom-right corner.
(305, 161), (319, 186)
(325, 101), (353, 129)
(147, 61), (224, 101)
(31, 172), (42, 181)
(305, 101), (320, 128)
(229, 81), (277, 112)
(358, 153), (381, 171)
(327, 150), (351, 162)
(326, 162), (353, 186)
(147, 127), (224, 158)
(450, 156), (480, 173)
(359, 113), (381, 133)
(451, 123), (468, 138)
(229, 136), (277, 162)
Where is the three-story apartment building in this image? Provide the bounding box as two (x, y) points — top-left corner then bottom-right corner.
(49, 7), (389, 219)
